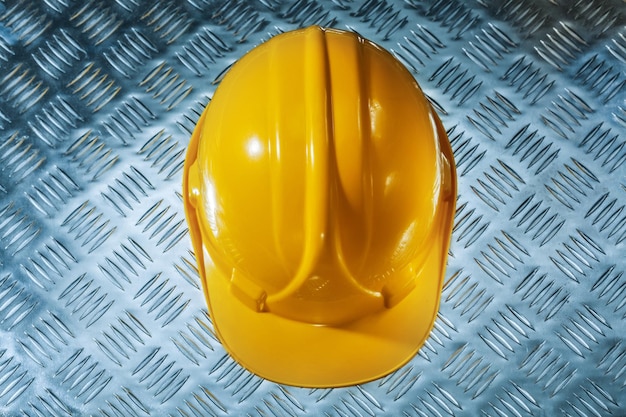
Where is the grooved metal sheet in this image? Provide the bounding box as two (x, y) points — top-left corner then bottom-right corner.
(0, 0), (625, 415)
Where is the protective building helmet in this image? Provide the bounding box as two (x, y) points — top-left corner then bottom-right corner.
(183, 26), (456, 387)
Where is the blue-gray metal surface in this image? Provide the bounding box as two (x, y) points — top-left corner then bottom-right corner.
(0, 0), (625, 415)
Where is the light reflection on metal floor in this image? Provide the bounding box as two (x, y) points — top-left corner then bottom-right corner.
(0, 0), (625, 415)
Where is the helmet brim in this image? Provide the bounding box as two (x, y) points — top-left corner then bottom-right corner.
(184, 110), (456, 388)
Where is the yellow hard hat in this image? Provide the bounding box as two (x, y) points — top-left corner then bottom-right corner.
(183, 26), (456, 387)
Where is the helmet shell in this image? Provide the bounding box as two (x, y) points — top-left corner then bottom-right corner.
(184, 26), (456, 387)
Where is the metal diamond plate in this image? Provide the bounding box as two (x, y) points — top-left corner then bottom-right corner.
(0, 0), (625, 415)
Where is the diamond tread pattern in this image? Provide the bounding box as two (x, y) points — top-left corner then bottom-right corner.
(0, 0), (625, 416)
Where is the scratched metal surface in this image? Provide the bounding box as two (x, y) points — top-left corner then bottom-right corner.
(0, 0), (625, 415)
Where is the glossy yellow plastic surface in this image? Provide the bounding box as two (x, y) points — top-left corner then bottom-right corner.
(183, 26), (457, 387)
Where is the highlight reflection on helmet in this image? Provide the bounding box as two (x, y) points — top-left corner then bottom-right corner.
(183, 26), (457, 388)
